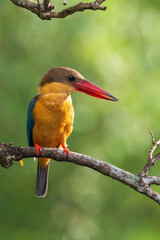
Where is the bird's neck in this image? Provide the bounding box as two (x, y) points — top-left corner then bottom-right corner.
(40, 92), (71, 106)
(38, 82), (74, 107)
(39, 82), (74, 96)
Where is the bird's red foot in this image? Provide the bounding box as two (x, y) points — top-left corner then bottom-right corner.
(35, 143), (41, 156)
(62, 144), (70, 155)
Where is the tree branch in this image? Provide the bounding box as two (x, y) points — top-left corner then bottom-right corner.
(1, 133), (160, 205)
(10, 0), (106, 20)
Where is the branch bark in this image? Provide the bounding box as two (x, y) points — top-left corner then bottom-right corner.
(1, 134), (160, 205)
(10, 0), (106, 20)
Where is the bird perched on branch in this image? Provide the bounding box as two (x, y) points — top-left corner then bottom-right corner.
(27, 67), (118, 198)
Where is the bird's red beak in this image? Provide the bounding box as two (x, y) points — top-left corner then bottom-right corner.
(73, 79), (118, 101)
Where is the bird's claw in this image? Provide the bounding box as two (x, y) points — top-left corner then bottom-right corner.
(35, 143), (41, 156)
(62, 144), (70, 155)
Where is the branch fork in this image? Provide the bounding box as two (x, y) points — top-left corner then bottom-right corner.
(140, 132), (160, 178)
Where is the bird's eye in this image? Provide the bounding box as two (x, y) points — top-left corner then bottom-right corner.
(68, 75), (75, 81)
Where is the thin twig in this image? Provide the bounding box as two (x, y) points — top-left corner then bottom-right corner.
(43, 0), (51, 10)
(150, 131), (155, 145)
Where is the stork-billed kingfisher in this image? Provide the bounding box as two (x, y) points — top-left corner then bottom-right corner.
(27, 67), (118, 198)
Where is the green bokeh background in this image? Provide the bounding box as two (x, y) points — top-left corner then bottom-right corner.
(1, 0), (160, 239)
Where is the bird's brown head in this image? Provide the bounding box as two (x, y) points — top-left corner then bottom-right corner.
(39, 67), (118, 101)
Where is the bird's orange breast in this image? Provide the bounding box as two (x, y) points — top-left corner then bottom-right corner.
(32, 92), (74, 149)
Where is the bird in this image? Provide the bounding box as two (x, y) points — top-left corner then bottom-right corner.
(26, 67), (118, 198)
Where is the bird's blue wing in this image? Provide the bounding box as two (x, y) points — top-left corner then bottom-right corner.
(27, 95), (39, 147)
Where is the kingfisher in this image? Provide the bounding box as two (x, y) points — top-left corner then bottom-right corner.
(27, 67), (118, 198)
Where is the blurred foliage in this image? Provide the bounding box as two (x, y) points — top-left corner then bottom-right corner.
(0, 0), (160, 239)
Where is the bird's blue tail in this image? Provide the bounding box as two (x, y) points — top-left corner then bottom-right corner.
(36, 161), (50, 198)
